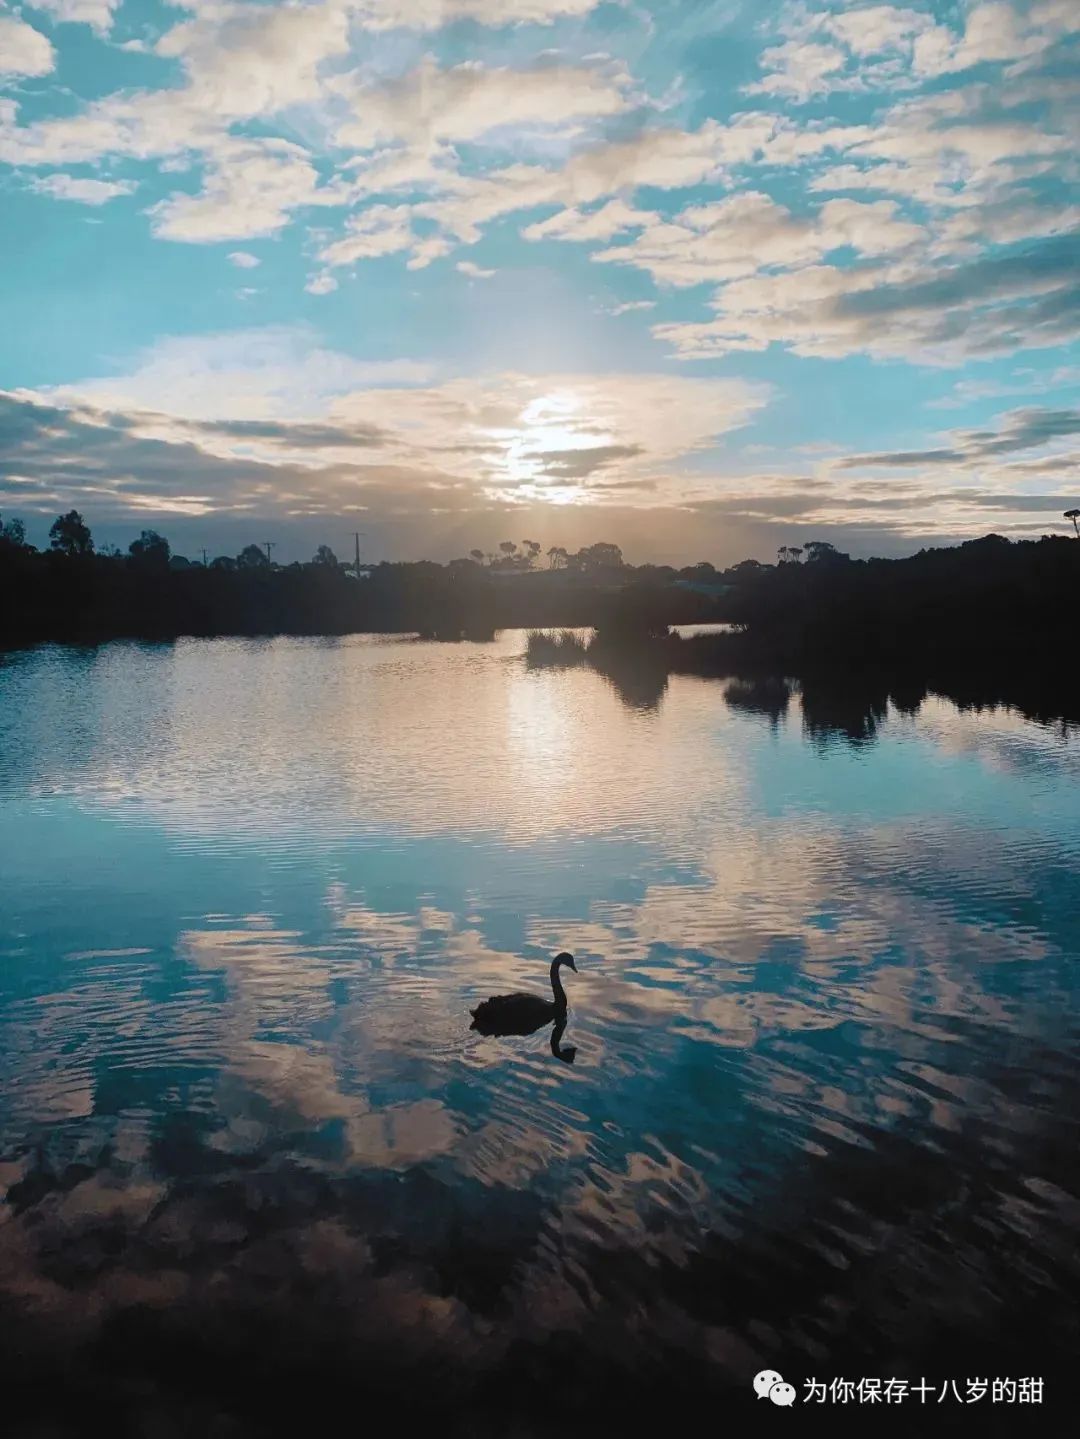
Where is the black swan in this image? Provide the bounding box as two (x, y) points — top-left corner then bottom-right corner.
(470, 952), (577, 1036)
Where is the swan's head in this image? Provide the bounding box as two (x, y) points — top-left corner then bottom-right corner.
(554, 952), (577, 972)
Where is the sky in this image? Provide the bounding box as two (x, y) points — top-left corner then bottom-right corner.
(0, 0), (1078, 566)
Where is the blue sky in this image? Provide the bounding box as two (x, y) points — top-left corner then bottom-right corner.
(1, 0), (1078, 564)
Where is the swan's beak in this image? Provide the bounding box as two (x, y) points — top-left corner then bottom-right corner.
(567, 956), (577, 972)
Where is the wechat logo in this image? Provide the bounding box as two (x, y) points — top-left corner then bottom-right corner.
(754, 1370), (797, 1407)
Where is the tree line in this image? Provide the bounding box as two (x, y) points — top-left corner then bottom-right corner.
(1, 508), (1077, 658)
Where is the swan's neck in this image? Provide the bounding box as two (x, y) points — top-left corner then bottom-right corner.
(550, 960), (568, 1009)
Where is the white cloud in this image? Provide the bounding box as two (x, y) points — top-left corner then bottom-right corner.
(228, 250), (262, 268)
(913, 1), (1080, 78)
(333, 57), (632, 151)
(15, 326), (770, 519)
(155, 1), (352, 122)
(456, 260), (494, 278)
(44, 327), (436, 421)
(305, 273), (338, 294)
(592, 192), (922, 287)
(747, 1), (1079, 99)
(29, 173), (134, 204)
(653, 234), (1080, 365)
(0, 16), (54, 77)
(523, 198), (655, 244)
(148, 138), (339, 242)
(747, 40), (848, 102)
(826, 6), (935, 58)
(318, 204), (417, 267)
(27, 0), (119, 34)
(351, 0), (601, 30)
(607, 299), (656, 315)
(412, 121), (753, 256)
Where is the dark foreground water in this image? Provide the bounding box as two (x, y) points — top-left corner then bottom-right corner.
(1, 634), (1078, 1435)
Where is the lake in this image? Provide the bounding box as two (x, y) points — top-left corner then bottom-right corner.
(1, 633), (1078, 1432)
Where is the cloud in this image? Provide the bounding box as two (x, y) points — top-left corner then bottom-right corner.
(43, 327), (436, 419)
(747, 1), (1080, 101)
(592, 192), (922, 287)
(317, 204), (418, 267)
(148, 138), (342, 242)
(747, 40), (849, 102)
(29, 173), (134, 204)
(351, 0), (601, 29)
(523, 199), (655, 244)
(305, 272), (338, 295)
(840, 407), (1080, 469)
(409, 120), (761, 259)
(155, 1), (352, 123)
(0, 16), (54, 77)
(654, 233), (1080, 363)
(606, 300), (656, 316)
(333, 57), (632, 152)
(4, 328), (769, 523)
(456, 261), (494, 279)
(913, 1), (1080, 79)
(526, 443), (645, 480)
(827, 6), (935, 58)
(27, 0), (119, 34)
(228, 251), (261, 268)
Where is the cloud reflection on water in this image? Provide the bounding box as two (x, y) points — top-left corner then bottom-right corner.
(1, 636), (1079, 1428)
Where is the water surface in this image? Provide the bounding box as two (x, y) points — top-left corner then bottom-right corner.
(1, 634), (1078, 1431)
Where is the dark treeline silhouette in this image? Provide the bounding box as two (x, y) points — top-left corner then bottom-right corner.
(524, 531), (1080, 727)
(0, 516), (722, 648)
(2, 513), (1079, 676)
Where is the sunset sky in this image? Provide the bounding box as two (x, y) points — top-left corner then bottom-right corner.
(1, 0), (1078, 565)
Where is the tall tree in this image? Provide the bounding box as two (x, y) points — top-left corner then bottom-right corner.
(1066, 509), (1080, 538)
(804, 540), (848, 564)
(237, 544), (270, 569)
(312, 544), (339, 567)
(128, 530), (171, 570)
(575, 542), (623, 571)
(0, 517), (27, 548)
(49, 510), (94, 557)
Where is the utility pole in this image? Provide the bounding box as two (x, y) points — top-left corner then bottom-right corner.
(354, 530), (364, 578)
(201, 548), (208, 568)
(263, 540), (276, 564)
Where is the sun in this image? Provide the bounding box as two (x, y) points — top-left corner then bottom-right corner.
(481, 388), (617, 501)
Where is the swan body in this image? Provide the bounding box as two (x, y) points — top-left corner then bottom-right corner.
(470, 953), (577, 1037)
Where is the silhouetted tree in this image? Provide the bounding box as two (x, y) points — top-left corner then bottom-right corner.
(128, 530), (171, 570)
(574, 542), (623, 571)
(547, 546), (568, 569)
(804, 540), (849, 565)
(49, 510), (93, 557)
(1066, 509), (1080, 539)
(237, 543), (270, 569)
(312, 544), (339, 567)
(499, 541), (518, 560)
(523, 540), (541, 566)
(469, 548), (485, 565)
(0, 517), (27, 548)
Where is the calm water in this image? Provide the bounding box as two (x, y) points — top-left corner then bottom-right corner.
(1, 634), (1079, 1432)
